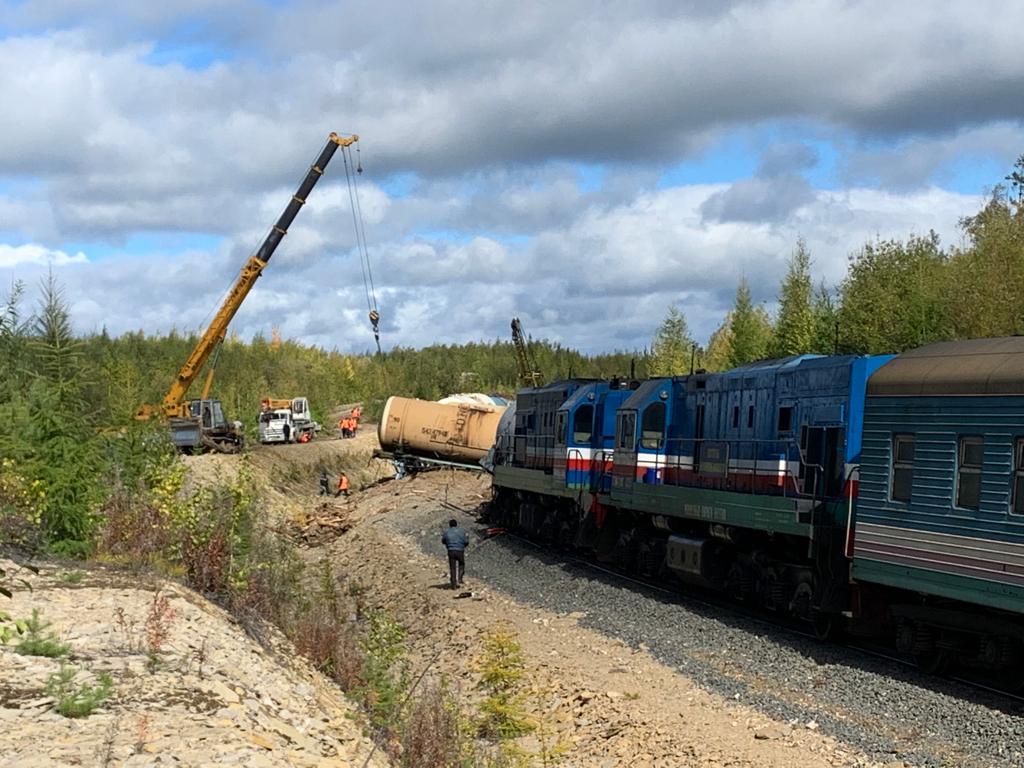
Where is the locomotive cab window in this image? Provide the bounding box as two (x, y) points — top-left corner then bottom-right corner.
(891, 434), (915, 503)
(641, 402), (666, 449)
(1013, 439), (1024, 515)
(956, 436), (984, 510)
(616, 412), (636, 451)
(777, 406), (793, 435)
(572, 405), (594, 444)
(556, 412), (567, 445)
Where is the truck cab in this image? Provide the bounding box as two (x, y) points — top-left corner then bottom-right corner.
(259, 408), (296, 443)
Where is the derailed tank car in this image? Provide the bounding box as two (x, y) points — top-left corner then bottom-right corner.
(378, 396), (507, 468)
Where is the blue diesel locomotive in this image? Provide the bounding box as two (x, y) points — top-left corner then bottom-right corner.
(490, 338), (1024, 677)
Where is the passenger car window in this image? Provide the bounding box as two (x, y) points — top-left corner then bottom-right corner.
(956, 436), (983, 510)
(891, 434), (915, 503)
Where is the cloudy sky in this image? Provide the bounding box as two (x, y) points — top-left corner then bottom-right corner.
(1, 1), (1021, 353)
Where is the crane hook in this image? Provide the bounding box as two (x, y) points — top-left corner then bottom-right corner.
(368, 309), (381, 354)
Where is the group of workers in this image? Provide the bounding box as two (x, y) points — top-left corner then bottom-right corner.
(338, 406), (362, 438)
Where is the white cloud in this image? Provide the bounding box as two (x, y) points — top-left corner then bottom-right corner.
(0, 243), (87, 268)
(0, 182), (982, 353)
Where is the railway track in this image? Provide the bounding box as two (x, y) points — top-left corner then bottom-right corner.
(490, 525), (1024, 708)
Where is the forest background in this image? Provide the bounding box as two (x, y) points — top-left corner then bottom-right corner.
(1, 157), (1023, 553)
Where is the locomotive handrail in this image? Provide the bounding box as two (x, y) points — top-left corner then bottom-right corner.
(843, 462), (859, 559)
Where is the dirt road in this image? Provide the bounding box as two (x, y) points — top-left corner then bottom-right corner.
(257, 434), (897, 768)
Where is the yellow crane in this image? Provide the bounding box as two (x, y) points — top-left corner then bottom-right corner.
(137, 132), (358, 452)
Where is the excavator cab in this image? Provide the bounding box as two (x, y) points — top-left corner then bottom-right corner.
(169, 398), (244, 453)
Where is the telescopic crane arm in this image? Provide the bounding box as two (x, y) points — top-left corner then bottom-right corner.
(139, 132), (358, 420)
(511, 317), (544, 388)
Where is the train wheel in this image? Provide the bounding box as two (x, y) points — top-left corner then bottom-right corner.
(812, 613), (843, 642)
(914, 648), (952, 676)
(725, 562), (750, 603)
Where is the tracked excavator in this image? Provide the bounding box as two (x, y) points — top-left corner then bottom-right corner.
(136, 132), (358, 452)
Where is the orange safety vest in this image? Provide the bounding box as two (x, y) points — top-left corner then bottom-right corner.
(337, 475), (349, 491)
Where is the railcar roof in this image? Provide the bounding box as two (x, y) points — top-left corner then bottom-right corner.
(868, 337), (1024, 395)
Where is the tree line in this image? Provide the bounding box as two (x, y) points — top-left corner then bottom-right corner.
(648, 155), (1024, 374)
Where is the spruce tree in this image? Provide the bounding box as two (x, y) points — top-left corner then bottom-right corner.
(769, 239), (815, 357)
(650, 305), (696, 376)
(728, 278), (772, 367)
(811, 281), (840, 354)
(702, 314), (734, 372)
(27, 272), (103, 552)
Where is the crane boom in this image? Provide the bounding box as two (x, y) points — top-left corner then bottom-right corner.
(140, 132), (357, 420)
(511, 317), (543, 388)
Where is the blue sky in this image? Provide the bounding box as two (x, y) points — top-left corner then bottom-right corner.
(0, 0), (1020, 352)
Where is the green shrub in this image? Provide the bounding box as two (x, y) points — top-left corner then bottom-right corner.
(45, 663), (114, 718)
(15, 608), (69, 658)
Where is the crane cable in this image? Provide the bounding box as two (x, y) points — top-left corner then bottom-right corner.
(341, 144), (381, 354)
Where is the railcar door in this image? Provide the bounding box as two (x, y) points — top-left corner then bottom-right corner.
(800, 425), (844, 498)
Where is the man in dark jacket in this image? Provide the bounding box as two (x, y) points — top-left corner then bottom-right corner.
(441, 519), (469, 589)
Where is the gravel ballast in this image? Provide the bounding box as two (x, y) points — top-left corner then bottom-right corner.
(395, 503), (1024, 768)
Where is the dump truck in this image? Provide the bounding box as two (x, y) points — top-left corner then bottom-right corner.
(258, 397), (320, 444)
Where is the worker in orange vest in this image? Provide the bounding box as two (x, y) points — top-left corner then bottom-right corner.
(335, 472), (350, 497)
(352, 406), (362, 424)
(337, 418), (349, 438)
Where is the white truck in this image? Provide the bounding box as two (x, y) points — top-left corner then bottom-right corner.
(257, 397), (321, 444)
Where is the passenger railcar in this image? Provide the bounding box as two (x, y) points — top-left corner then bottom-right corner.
(851, 338), (1024, 672)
